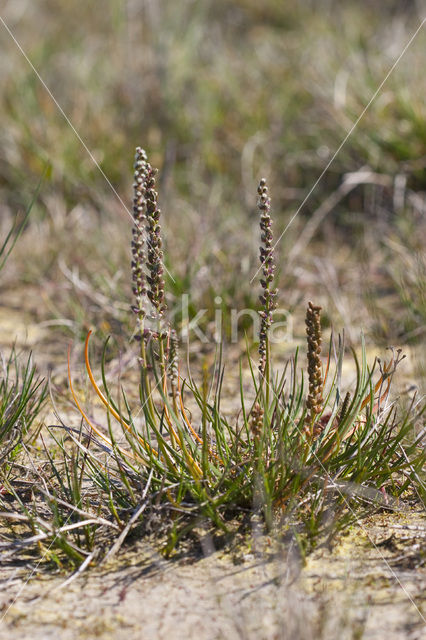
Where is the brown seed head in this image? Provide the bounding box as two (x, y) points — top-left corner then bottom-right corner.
(305, 301), (324, 436)
(250, 402), (264, 441)
(257, 178), (278, 377)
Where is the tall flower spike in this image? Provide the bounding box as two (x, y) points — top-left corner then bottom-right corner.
(144, 161), (166, 317)
(131, 147), (149, 339)
(305, 301), (324, 437)
(257, 178), (278, 377)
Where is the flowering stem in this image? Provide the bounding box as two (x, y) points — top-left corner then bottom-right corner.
(305, 301), (324, 440)
(257, 178), (278, 399)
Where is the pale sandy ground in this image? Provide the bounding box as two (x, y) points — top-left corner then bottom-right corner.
(0, 512), (425, 640)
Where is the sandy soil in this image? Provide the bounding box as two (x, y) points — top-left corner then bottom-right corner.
(0, 286), (425, 640)
(0, 511), (425, 640)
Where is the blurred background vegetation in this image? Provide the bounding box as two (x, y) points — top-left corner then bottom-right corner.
(0, 0), (424, 388)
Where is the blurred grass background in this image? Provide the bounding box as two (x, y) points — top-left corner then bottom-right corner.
(0, 0), (424, 388)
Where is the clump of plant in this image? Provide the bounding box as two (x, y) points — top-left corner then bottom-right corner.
(0, 192), (47, 471)
(0, 222), (49, 567)
(0, 350), (47, 469)
(3, 149), (424, 567)
(0, 182), (52, 565)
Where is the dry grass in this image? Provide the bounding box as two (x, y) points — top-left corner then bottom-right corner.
(0, 5), (425, 638)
